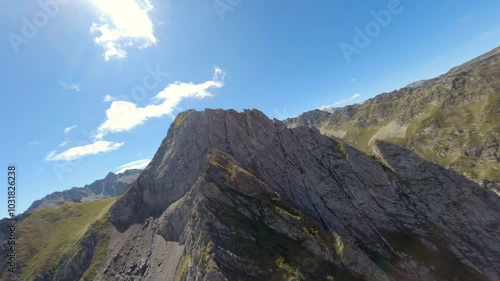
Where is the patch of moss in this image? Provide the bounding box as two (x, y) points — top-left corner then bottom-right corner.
(274, 256), (303, 280)
(331, 232), (344, 259)
(178, 255), (190, 281)
(333, 141), (346, 156)
(174, 111), (189, 128)
(371, 155), (391, 172)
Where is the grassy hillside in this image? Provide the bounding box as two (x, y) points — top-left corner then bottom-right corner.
(8, 199), (116, 281)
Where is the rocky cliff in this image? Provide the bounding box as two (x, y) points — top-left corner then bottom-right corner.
(285, 47), (500, 193)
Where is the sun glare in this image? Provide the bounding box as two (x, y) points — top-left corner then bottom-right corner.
(89, 0), (156, 59)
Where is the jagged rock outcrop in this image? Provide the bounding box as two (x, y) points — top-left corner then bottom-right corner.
(90, 109), (500, 281)
(284, 46), (500, 193)
(26, 169), (141, 212)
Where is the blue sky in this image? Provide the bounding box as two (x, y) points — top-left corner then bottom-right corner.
(1, 0), (499, 214)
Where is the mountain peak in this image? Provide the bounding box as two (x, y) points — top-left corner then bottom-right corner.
(104, 171), (117, 180)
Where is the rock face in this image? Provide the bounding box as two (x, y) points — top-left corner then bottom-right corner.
(90, 109), (499, 281)
(26, 169), (141, 212)
(284, 47), (500, 193)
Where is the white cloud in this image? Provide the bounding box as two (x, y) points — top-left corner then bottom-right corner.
(332, 93), (361, 106)
(213, 66), (224, 81)
(103, 94), (116, 102)
(64, 125), (77, 134)
(319, 93), (361, 110)
(45, 141), (124, 162)
(116, 159), (150, 173)
(58, 141), (68, 147)
(95, 66), (224, 139)
(90, 0), (157, 60)
(28, 141), (41, 146)
(349, 78), (356, 83)
(60, 81), (80, 92)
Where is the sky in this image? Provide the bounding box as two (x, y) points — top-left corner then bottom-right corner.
(1, 0), (499, 214)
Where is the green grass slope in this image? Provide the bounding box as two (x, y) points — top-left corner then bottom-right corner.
(3, 199), (116, 281)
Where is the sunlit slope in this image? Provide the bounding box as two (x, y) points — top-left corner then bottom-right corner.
(286, 47), (500, 191)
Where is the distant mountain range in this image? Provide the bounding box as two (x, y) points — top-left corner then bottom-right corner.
(26, 169), (142, 212)
(285, 46), (500, 194)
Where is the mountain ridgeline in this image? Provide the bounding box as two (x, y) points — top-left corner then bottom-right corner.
(285, 47), (500, 194)
(26, 169), (141, 212)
